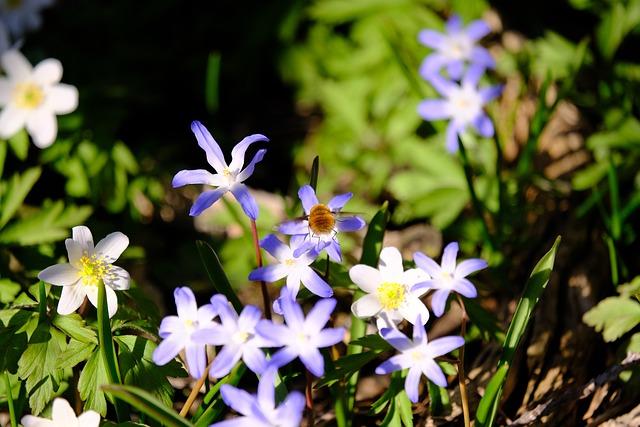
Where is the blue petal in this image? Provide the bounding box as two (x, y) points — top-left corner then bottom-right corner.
(455, 258), (488, 277)
(418, 99), (451, 121)
(431, 289), (451, 317)
(445, 121), (461, 153)
(445, 14), (463, 33)
(172, 169), (216, 188)
(428, 336), (465, 358)
(479, 84), (503, 104)
(174, 287), (197, 320)
(404, 367), (423, 403)
(453, 278), (477, 298)
(280, 291), (305, 329)
(315, 327), (345, 348)
(257, 366), (277, 409)
(242, 345), (268, 375)
(419, 54), (449, 81)
(220, 384), (256, 416)
(255, 320), (289, 347)
(230, 183), (259, 220)
(268, 346), (298, 369)
(304, 298), (336, 332)
(422, 359), (447, 388)
(380, 327), (413, 352)
(237, 148), (267, 182)
(300, 348), (324, 377)
(278, 220), (308, 236)
(189, 188), (227, 216)
(248, 265), (288, 283)
(259, 234), (289, 260)
(471, 46), (496, 69)
(327, 192), (352, 211)
(300, 267), (333, 298)
(277, 391), (305, 426)
(466, 20), (491, 40)
(229, 134), (269, 172)
(298, 185), (319, 214)
(446, 60), (465, 81)
(210, 345), (243, 378)
(413, 251), (442, 278)
(462, 63), (486, 87)
(185, 342), (206, 379)
(325, 240), (342, 263)
(375, 354), (406, 374)
(152, 335), (183, 366)
(418, 29), (444, 48)
(191, 121), (227, 173)
(442, 242), (459, 273)
(473, 114), (494, 138)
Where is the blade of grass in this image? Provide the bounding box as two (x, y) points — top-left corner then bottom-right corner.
(309, 156), (320, 191)
(102, 384), (192, 427)
(3, 371), (17, 427)
(475, 236), (561, 427)
(195, 240), (243, 312)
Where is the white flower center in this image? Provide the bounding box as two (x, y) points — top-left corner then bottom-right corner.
(183, 319), (199, 333)
(13, 82), (45, 110)
(78, 254), (112, 286)
(448, 86), (482, 123)
(221, 167), (238, 187)
(376, 282), (406, 310)
(410, 349), (425, 361)
(442, 34), (473, 60)
(284, 258), (297, 267)
(233, 330), (251, 344)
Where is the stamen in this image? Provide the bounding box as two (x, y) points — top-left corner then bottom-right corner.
(376, 282), (406, 310)
(78, 253), (113, 286)
(13, 82), (45, 109)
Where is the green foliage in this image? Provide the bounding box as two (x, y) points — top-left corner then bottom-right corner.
(584, 276), (640, 342)
(196, 240), (243, 312)
(78, 348), (110, 416)
(475, 237), (560, 427)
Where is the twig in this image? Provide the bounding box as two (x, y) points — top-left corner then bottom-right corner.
(250, 219), (271, 320)
(456, 294), (471, 427)
(306, 369), (315, 426)
(180, 361), (213, 417)
(508, 353), (640, 425)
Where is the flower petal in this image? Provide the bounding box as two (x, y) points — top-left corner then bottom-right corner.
(430, 289), (450, 317)
(242, 345), (268, 375)
(185, 342), (207, 378)
(172, 169), (218, 188)
(471, 46), (496, 69)
(462, 63), (485, 87)
(453, 279), (477, 298)
(189, 188), (227, 216)
(421, 359), (447, 387)
(0, 106), (27, 140)
(404, 367), (423, 403)
(351, 293), (382, 319)
(479, 84), (503, 104)
(255, 320), (289, 347)
(428, 336), (465, 358)
(57, 283), (86, 315)
(375, 354), (407, 375)
(47, 84), (78, 114)
(336, 216), (365, 232)
(277, 391), (305, 426)
(325, 240), (342, 263)
(259, 234), (290, 260)
(441, 242), (459, 273)
(300, 347), (324, 377)
(39, 263), (79, 286)
(280, 292), (305, 329)
(191, 121), (226, 173)
(427, 73), (457, 97)
(418, 29), (444, 48)
(304, 298), (336, 332)
(419, 53), (449, 80)
(238, 305), (262, 331)
(413, 252), (441, 278)
(174, 287), (198, 320)
(230, 183), (259, 220)
(446, 121), (461, 153)
(65, 238), (83, 267)
(249, 264), (288, 283)
(52, 398), (77, 424)
(25, 110), (57, 148)
(466, 20), (491, 40)
(72, 225), (94, 251)
(413, 318), (427, 343)
(210, 345), (243, 378)
(152, 334), (184, 366)
(33, 58), (62, 84)
(399, 297), (429, 325)
(268, 346), (298, 369)
(473, 114), (494, 138)
(327, 192), (352, 211)
(228, 134), (269, 172)
(95, 232), (129, 263)
(104, 266), (130, 291)
(257, 367), (277, 409)
(297, 185), (319, 214)
(1, 50), (32, 79)
(158, 316), (182, 338)
(84, 285), (118, 318)
(236, 148), (267, 182)
(76, 411), (100, 427)
(379, 247), (404, 279)
(314, 327), (344, 348)
(349, 264), (382, 293)
(446, 60), (465, 80)
(278, 219), (308, 235)
(418, 99), (452, 121)
(300, 267), (333, 298)
(380, 327), (413, 352)
(220, 384), (255, 416)
(455, 258), (488, 278)
(445, 15), (463, 33)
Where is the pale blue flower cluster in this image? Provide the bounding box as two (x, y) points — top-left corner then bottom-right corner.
(418, 15), (503, 152)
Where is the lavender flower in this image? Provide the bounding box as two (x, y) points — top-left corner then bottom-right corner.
(418, 64), (502, 152)
(278, 185), (365, 262)
(152, 287), (218, 378)
(376, 317), (464, 402)
(211, 367), (305, 427)
(412, 242), (487, 317)
(256, 293), (344, 377)
(172, 121), (268, 219)
(192, 295), (270, 378)
(249, 234), (332, 314)
(418, 14), (494, 81)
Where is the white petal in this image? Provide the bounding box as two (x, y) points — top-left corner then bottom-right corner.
(94, 232), (129, 263)
(351, 293), (382, 318)
(72, 226), (94, 251)
(47, 84), (78, 114)
(349, 265), (382, 293)
(398, 296), (430, 325)
(51, 398), (77, 423)
(38, 263), (80, 286)
(0, 106), (27, 139)
(76, 411), (100, 427)
(25, 109), (57, 148)
(65, 238), (83, 267)
(1, 50), (33, 79)
(33, 58), (62, 85)
(104, 266), (130, 291)
(20, 415), (52, 427)
(378, 247), (405, 279)
(403, 268), (430, 287)
(0, 79), (13, 105)
(57, 283), (87, 315)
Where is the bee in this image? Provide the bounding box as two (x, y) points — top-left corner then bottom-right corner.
(283, 203), (361, 239)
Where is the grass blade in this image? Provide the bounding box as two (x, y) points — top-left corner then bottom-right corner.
(475, 236), (561, 426)
(309, 155), (320, 190)
(103, 384), (192, 427)
(195, 240), (243, 312)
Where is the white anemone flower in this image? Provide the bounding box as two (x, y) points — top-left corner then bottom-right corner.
(38, 225), (130, 318)
(0, 0), (54, 37)
(0, 49), (78, 148)
(21, 397), (100, 427)
(350, 246), (430, 329)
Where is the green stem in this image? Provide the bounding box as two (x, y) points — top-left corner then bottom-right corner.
(607, 159), (621, 240)
(250, 219), (271, 320)
(4, 371), (17, 427)
(38, 281), (47, 319)
(605, 235), (619, 286)
(97, 283), (127, 421)
(492, 132), (505, 243)
(457, 136), (495, 250)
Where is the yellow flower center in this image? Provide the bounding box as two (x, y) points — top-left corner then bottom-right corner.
(284, 258), (296, 266)
(411, 350), (424, 361)
(233, 331), (250, 343)
(223, 168), (233, 177)
(79, 254), (111, 286)
(376, 282), (406, 310)
(308, 203), (335, 235)
(13, 82), (45, 110)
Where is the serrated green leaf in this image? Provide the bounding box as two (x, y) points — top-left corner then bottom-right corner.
(0, 279), (21, 304)
(0, 167), (41, 227)
(78, 349), (109, 416)
(57, 340), (96, 371)
(583, 297), (640, 342)
(52, 313), (97, 344)
(475, 237), (561, 427)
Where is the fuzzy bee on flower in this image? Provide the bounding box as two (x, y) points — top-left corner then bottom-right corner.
(278, 185), (366, 262)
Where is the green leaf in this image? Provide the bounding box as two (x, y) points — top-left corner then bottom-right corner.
(52, 313), (97, 344)
(349, 333), (392, 351)
(317, 350), (383, 388)
(395, 389), (413, 427)
(103, 384), (193, 427)
(475, 237), (561, 427)
(572, 161), (608, 190)
(78, 349), (109, 416)
(0, 167), (41, 227)
(427, 380), (450, 416)
(7, 129), (29, 161)
(583, 297), (640, 342)
(205, 52), (221, 114)
(0, 279), (21, 304)
(17, 323), (66, 415)
(309, 155), (320, 190)
(195, 240), (243, 312)
(58, 339), (96, 371)
(112, 142), (139, 174)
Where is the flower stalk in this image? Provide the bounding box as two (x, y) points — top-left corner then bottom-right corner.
(456, 293), (471, 427)
(250, 219), (271, 320)
(4, 371), (17, 427)
(180, 362), (212, 417)
(305, 369), (315, 427)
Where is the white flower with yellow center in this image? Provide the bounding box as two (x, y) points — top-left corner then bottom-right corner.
(350, 246), (430, 328)
(21, 397), (100, 427)
(38, 225), (130, 318)
(0, 49), (78, 148)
